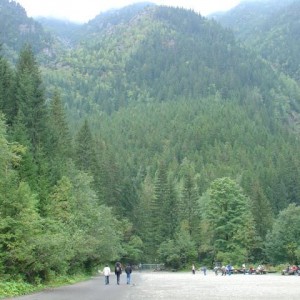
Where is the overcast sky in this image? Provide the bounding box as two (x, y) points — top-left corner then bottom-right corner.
(15, 0), (241, 23)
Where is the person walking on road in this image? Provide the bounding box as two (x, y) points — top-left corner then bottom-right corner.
(192, 264), (196, 275)
(115, 262), (122, 285)
(103, 264), (111, 285)
(125, 263), (132, 284)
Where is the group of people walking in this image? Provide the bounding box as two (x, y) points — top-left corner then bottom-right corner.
(102, 262), (132, 285)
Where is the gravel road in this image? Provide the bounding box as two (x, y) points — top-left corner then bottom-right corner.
(5, 271), (300, 300)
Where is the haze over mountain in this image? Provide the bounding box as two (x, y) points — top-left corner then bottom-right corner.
(211, 0), (300, 82)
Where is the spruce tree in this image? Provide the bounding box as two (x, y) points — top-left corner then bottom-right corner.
(0, 53), (15, 125)
(48, 90), (73, 184)
(14, 44), (48, 153)
(74, 119), (96, 172)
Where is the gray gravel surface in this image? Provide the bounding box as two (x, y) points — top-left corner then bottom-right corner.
(5, 271), (300, 300)
(129, 271), (300, 299)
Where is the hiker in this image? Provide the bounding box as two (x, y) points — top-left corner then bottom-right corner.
(115, 262), (122, 285)
(103, 264), (111, 285)
(125, 263), (132, 284)
(242, 263), (246, 274)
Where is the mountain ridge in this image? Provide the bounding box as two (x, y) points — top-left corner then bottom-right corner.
(1, 0), (300, 130)
(211, 0), (300, 82)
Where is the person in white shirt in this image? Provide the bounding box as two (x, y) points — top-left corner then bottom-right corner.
(103, 264), (111, 285)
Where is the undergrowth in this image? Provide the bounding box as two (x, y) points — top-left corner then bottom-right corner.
(0, 274), (90, 299)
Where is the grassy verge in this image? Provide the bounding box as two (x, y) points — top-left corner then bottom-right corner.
(0, 274), (91, 299)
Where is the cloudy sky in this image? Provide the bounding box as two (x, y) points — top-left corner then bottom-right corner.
(15, 0), (241, 23)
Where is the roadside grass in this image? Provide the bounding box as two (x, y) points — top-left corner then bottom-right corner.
(0, 274), (91, 299)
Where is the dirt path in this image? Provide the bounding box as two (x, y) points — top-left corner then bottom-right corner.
(5, 271), (300, 300)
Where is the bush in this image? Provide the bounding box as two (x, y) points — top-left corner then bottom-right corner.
(0, 281), (37, 298)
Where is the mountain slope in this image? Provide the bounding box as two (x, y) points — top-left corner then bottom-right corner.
(212, 0), (300, 82)
(36, 17), (81, 49)
(0, 0), (56, 62)
(41, 5), (300, 128)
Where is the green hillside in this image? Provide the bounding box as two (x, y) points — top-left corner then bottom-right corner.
(0, 0), (55, 62)
(213, 0), (300, 82)
(42, 6), (300, 123)
(1, 1), (300, 287)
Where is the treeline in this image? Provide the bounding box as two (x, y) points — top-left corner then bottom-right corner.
(2, 46), (300, 281)
(94, 95), (300, 267)
(0, 46), (138, 283)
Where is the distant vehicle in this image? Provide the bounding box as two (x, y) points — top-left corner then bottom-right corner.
(281, 265), (299, 275)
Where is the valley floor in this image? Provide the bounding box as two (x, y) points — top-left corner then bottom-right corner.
(7, 271), (300, 300)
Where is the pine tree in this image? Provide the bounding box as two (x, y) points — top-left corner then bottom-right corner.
(249, 179), (273, 239)
(150, 161), (169, 252)
(74, 119), (96, 172)
(0, 53), (15, 125)
(14, 44), (48, 153)
(178, 159), (200, 238)
(134, 170), (155, 260)
(47, 90), (73, 183)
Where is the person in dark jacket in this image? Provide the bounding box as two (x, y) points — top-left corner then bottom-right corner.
(115, 262), (122, 285)
(125, 263), (132, 284)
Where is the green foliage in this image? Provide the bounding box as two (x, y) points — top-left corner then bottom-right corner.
(0, 281), (37, 298)
(158, 224), (197, 269)
(0, 0), (54, 62)
(0, 53), (15, 124)
(265, 204), (300, 264)
(200, 177), (257, 264)
(0, 180), (42, 281)
(14, 44), (49, 152)
(122, 234), (144, 264)
(47, 90), (73, 184)
(215, 0), (300, 83)
(1, 2), (300, 285)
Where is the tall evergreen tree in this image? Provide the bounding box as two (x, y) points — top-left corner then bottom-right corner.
(134, 170), (155, 260)
(249, 179), (273, 239)
(0, 53), (15, 124)
(74, 119), (96, 172)
(151, 161), (169, 247)
(47, 90), (73, 184)
(178, 158), (200, 238)
(14, 44), (48, 153)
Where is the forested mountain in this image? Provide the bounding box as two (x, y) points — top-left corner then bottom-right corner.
(212, 0), (300, 82)
(0, 0), (56, 62)
(41, 5), (300, 123)
(1, 0), (300, 286)
(36, 17), (81, 48)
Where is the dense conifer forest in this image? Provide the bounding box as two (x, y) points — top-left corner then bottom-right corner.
(1, 0), (300, 285)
